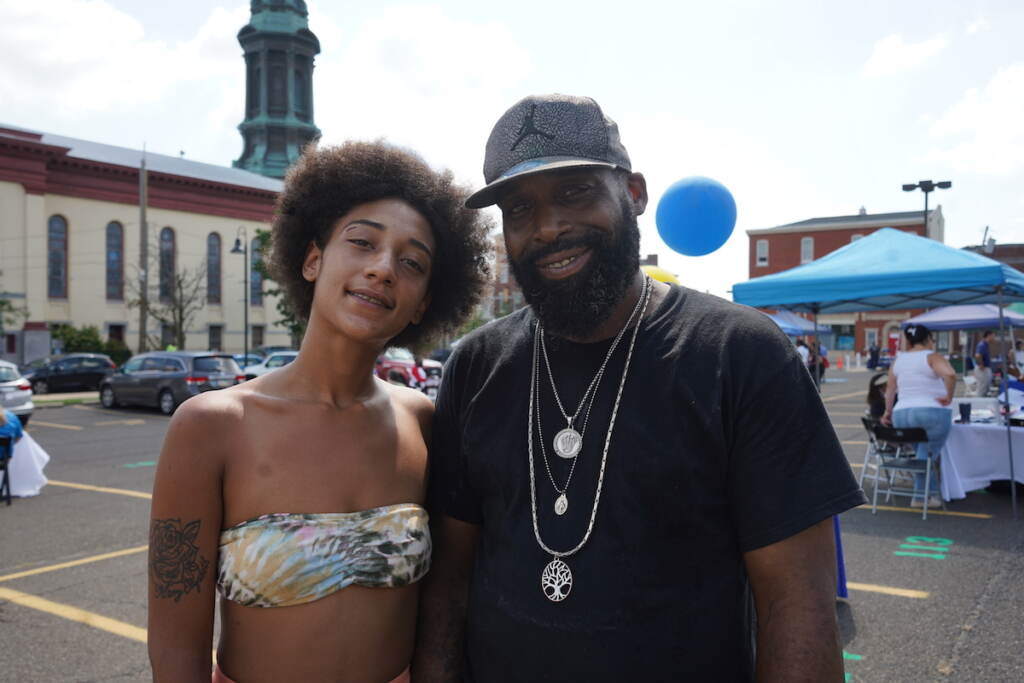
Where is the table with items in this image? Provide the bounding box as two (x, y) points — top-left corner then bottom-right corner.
(941, 414), (1024, 501)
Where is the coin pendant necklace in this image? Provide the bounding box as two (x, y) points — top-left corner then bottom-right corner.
(535, 279), (649, 516)
(540, 281), (648, 460)
(528, 277), (651, 602)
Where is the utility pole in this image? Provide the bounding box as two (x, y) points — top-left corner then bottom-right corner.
(138, 146), (149, 353)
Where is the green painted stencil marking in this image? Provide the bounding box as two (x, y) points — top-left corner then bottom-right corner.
(843, 650), (863, 682)
(122, 461), (157, 468)
(895, 536), (953, 560)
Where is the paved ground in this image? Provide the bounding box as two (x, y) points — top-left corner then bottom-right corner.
(1, 370), (1022, 681)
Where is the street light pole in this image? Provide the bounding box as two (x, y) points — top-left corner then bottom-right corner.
(901, 179), (952, 236)
(231, 228), (249, 363)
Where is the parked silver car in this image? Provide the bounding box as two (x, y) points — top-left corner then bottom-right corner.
(99, 351), (244, 415)
(0, 360), (34, 426)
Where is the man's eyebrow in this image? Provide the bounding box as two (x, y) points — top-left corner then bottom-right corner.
(343, 219), (433, 259)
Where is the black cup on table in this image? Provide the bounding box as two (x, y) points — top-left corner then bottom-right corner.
(958, 403), (971, 423)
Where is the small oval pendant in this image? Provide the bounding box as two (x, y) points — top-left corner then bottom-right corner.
(554, 493), (568, 515)
(553, 427), (582, 459)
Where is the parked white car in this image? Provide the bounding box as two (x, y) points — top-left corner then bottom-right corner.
(243, 351), (299, 380)
(0, 359), (34, 426)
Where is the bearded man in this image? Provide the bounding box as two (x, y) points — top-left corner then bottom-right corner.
(414, 94), (865, 682)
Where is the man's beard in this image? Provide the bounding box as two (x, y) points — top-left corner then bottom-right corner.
(509, 205), (640, 339)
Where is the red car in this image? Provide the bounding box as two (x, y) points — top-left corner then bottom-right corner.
(375, 348), (442, 400)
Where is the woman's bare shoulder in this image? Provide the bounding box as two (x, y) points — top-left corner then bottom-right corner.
(380, 378), (434, 421)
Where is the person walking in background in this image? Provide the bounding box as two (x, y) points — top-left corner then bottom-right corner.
(881, 324), (956, 508)
(796, 338), (810, 367)
(972, 330), (995, 396)
(146, 141), (490, 683)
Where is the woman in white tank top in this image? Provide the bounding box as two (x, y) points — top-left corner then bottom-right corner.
(881, 324), (957, 508)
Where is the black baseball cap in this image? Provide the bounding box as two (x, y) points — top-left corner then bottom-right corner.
(464, 94), (632, 209)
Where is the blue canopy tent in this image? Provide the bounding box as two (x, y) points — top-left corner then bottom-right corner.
(733, 228), (1024, 516)
(900, 304), (1024, 331)
(764, 310), (832, 339)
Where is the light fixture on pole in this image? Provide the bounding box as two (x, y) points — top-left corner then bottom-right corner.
(231, 227), (249, 365)
(901, 180), (951, 236)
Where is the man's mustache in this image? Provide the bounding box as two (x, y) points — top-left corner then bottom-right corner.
(520, 234), (605, 271)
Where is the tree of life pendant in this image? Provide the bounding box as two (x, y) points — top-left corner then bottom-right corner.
(553, 427), (582, 459)
(541, 558), (572, 602)
(554, 493), (568, 516)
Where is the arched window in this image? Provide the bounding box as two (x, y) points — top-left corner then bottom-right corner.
(47, 215), (68, 299)
(207, 233), (221, 304)
(250, 237), (263, 306)
(106, 221), (124, 300)
(294, 69), (308, 120)
(159, 227), (176, 302)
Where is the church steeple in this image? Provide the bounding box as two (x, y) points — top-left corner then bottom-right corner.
(234, 0), (320, 178)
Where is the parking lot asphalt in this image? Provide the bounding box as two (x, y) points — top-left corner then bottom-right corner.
(1, 370), (1023, 682)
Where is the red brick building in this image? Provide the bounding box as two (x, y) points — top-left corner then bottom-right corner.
(746, 207), (946, 357)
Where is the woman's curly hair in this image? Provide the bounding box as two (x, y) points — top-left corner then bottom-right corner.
(268, 141), (492, 351)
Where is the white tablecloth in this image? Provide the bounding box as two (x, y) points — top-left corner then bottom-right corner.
(7, 432), (50, 497)
(941, 423), (1024, 501)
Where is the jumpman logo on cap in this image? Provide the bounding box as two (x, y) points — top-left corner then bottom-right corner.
(510, 104), (555, 151)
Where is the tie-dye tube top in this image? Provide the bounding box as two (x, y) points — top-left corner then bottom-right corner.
(216, 503), (431, 608)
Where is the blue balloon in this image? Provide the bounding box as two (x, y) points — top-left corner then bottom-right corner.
(655, 176), (737, 256)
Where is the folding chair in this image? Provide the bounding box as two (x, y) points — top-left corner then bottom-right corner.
(858, 416), (907, 489)
(0, 436), (12, 506)
(868, 424), (946, 520)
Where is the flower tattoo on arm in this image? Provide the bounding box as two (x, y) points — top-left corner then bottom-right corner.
(149, 518), (210, 602)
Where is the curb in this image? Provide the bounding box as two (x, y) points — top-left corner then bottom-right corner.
(34, 398), (100, 409)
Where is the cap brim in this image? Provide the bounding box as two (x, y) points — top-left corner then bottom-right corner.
(464, 157), (618, 209)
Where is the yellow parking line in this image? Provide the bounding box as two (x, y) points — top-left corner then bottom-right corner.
(0, 586), (147, 643)
(847, 582), (930, 599)
(854, 504), (992, 519)
(842, 440), (869, 445)
(0, 545), (148, 584)
(95, 419), (145, 426)
(48, 480), (151, 500)
(28, 420), (82, 431)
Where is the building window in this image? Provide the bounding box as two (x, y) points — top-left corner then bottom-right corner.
(251, 325), (265, 349)
(5, 334), (15, 354)
(756, 239), (769, 267)
(865, 328), (878, 350)
(207, 233), (222, 304)
(159, 227), (176, 302)
(106, 221), (124, 301)
(851, 234), (864, 242)
(209, 324), (223, 351)
(800, 236), (814, 264)
(294, 69), (308, 120)
(250, 238), (263, 306)
(108, 324), (125, 343)
(48, 215), (68, 298)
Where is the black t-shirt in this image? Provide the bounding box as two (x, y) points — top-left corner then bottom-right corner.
(431, 285), (866, 682)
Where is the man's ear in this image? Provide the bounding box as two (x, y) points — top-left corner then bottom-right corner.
(411, 293), (431, 326)
(302, 242), (322, 282)
(625, 173), (648, 216)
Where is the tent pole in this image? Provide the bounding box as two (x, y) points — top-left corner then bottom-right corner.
(997, 287), (1017, 519)
(813, 306), (821, 391)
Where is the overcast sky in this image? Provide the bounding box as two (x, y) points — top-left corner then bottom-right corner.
(2, 0), (1022, 298)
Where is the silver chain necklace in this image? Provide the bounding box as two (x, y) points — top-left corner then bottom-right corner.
(528, 277), (652, 602)
(539, 281), (648, 459)
(535, 278), (650, 516)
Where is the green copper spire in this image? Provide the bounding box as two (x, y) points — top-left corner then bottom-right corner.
(233, 0), (321, 178)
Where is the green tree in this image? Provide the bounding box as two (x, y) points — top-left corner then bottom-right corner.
(51, 324), (105, 353)
(254, 228), (305, 344)
(0, 271), (29, 338)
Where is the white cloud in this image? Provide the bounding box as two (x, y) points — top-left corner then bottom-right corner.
(928, 63), (1024, 175)
(861, 33), (948, 78)
(0, 0), (246, 114)
(966, 17), (990, 35)
(313, 4), (531, 188)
